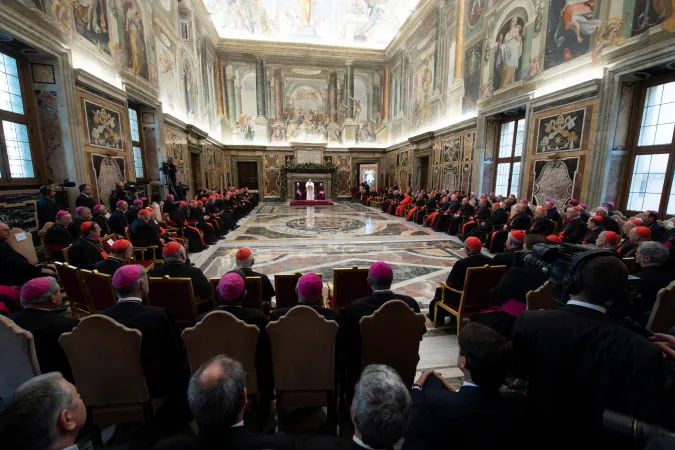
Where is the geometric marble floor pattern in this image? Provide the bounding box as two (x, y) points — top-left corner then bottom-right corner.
(189, 201), (471, 375)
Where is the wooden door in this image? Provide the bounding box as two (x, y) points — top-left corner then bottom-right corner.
(237, 162), (258, 190)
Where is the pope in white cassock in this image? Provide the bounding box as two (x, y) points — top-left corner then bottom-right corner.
(305, 179), (315, 201)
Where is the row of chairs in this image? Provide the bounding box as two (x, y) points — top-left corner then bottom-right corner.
(1, 300), (426, 438)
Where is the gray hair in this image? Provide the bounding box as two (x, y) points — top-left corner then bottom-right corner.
(298, 292), (319, 305)
(163, 246), (186, 264)
(352, 364), (411, 448)
(0, 372), (75, 450)
(188, 355), (246, 430)
(20, 277), (60, 306)
(368, 275), (393, 291)
(638, 241), (670, 265)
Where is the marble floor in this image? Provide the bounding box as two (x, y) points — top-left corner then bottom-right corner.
(190, 201), (472, 374)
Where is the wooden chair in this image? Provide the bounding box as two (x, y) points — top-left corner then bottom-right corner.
(125, 228), (160, 266)
(54, 261), (93, 319)
(61, 245), (71, 264)
(526, 281), (558, 311)
(267, 306), (338, 432)
(435, 264), (507, 330)
(360, 300), (426, 388)
(0, 315), (40, 399)
(8, 227), (38, 265)
(274, 272), (323, 309)
(622, 257), (636, 272)
(80, 269), (118, 312)
(59, 315), (151, 447)
(99, 234), (117, 254)
(209, 276), (264, 311)
(39, 221), (55, 261)
(182, 311), (260, 397)
(147, 276), (199, 328)
(646, 280), (675, 333)
(328, 266), (371, 311)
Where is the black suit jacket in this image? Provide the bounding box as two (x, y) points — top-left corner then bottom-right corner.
(68, 237), (105, 270)
(93, 257), (124, 276)
(446, 254), (494, 289)
(0, 241), (43, 286)
(240, 268), (275, 302)
(126, 208), (139, 226)
(635, 265), (675, 313)
(150, 262), (211, 302)
(11, 308), (78, 382)
(490, 248), (519, 269)
(153, 427), (294, 450)
(102, 301), (188, 397)
(130, 219), (163, 248)
(474, 206), (490, 220)
(93, 214), (110, 235)
(108, 209), (128, 236)
(270, 304), (340, 322)
(45, 223), (74, 262)
(648, 222), (666, 241)
(490, 266), (548, 305)
(547, 208), (561, 223)
(529, 217), (553, 235)
(486, 208), (508, 227)
(67, 216), (84, 240)
(508, 211), (531, 230)
(603, 216), (619, 234)
(403, 386), (527, 450)
(581, 226), (604, 245)
(36, 197), (62, 229)
(561, 217), (587, 244)
(76, 193), (96, 209)
(303, 436), (385, 450)
(512, 305), (670, 449)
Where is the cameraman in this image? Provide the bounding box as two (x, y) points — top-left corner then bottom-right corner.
(109, 181), (131, 212)
(512, 254), (672, 449)
(36, 185), (64, 229)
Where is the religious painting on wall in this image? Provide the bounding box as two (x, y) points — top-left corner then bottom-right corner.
(632, 0), (675, 36)
(72, 0), (111, 54)
(532, 157), (579, 208)
(323, 155), (333, 166)
(83, 99), (123, 150)
(182, 60), (196, 117)
(443, 165), (461, 191)
(467, 0), (485, 29)
(462, 40), (483, 114)
(536, 108), (585, 153)
(156, 31), (177, 113)
(443, 137), (461, 163)
(122, 0), (149, 79)
(284, 87), (327, 143)
(91, 154), (126, 208)
(284, 155), (295, 165)
(492, 16), (526, 91)
(400, 151), (409, 167)
(544, 0), (601, 71)
(199, 36), (211, 110)
(463, 133), (475, 161)
(461, 164), (472, 194)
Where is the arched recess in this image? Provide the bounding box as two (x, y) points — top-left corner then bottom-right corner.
(240, 72), (257, 118)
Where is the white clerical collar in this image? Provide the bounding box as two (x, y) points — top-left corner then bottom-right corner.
(567, 300), (606, 314)
(372, 290), (392, 294)
(117, 297), (143, 304)
(231, 421), (244, 428)
(462, 381), (478, 389)
(353, 436), (374, 449)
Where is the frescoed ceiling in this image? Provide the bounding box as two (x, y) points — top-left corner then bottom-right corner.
(203, 0), (422, 49)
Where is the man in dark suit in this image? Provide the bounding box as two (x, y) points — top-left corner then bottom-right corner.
(270, 273), (338, 322)
(75, 183), (96, 209)
(44, 210), (74, 262)
(234, 247), (275, 304)
(153, 355), (294, 450)
(635, 241), (675, 316)
(560, 207), (587, 244)
(67, 206), (92, 240)
(11, 277), (78, 382)
(0, 222), (56, 286)
(36, 185), (63, 229)
(150, 242), (211, 303)
(68, 221), (106, 270)
(403, 323), (526, 450)
(338, 262), (424, 386)
(102, 264), (189, 398)
(644, 210), (666, 241)
(491, 230), (525, 268)
(109, 181), (131, 212)
(109, 200), (129, 236)
(93, 239), (132, 275)
(511, 254), (671, 450)
(580, 215), (605, 245)
(428, 237), (493, 322)
(303, 365), (411, 450)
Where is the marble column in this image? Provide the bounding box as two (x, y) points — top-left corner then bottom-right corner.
(226, 65), (237, 125)
(367, 90), (372, 122)
(234, 77), (242, 118)
(372, 76), (380, 125)
(274, 68), (283, 121)
(383, 64), (390, 123)
(454, 0), (465, 79)
(342, 60), (357, 144)
(255, 58), (267, 118)
(328, 71), (338, 123)
(215, 55), (224, 116)
(433, 4), (443, 93)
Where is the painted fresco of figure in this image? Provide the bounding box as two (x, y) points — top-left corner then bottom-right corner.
(545, 0), (601, 70)
(72, 0), (110, 54)
(298, 0), (312, 26)
(493, 17), (524, 91)
(123, 0), (148, 79)
(183, 63), (195, 116)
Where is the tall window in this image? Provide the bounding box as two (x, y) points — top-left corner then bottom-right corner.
(128, 107), (145, 180)
(0, 50), (41, 184)
(179, 12), (190, 41)
(494, 118), (525, 197)
(626, 78), (675, 216)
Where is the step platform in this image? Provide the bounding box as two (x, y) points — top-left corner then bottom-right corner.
(289, 200), (334, 206)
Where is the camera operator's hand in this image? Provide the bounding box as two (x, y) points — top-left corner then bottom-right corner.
(650, 333), (675, 359)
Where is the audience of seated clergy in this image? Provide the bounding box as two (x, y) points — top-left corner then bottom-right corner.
(423, 194), (450, 228)
(593, 206), (619, 234)
(511, 254), (671, 450)
(428, 237), (492, 323)
(126, 198), (143, 225)
(270, 272), (338, 321)
(11, 277), (78, 382)
(67, 206), (92, 240)
(153, 355), (293, 450)
(618, 225), (651, 258)
(171, 201), (206, 253)
(465, 201), (507, 241)
(578, 203), (590, 224)
(45, 210), (74, 262)
(395, 190), (413, 216)
(103, 264), (189, 398)
(150, 242), (211, 303)
(130, 208), (164, 257)
(0, 372), (87, 450)
(560, 206), (587, 244)
(434, 194), (461, 233)
(189, 200), (218, 245)
(0, 222), (56, 286)
(644, 210), (666, 241)
(458, 197), (491, 236)
(68, 221), (106, 270)
(580, 215), (605, 245)
(93, 238), (132, 275)
(449, 197), (474, 235)
(404, 323), (526, 450)
(234, 247), (275, 304)
(528, 206), (554, 235)
(91, 204), (110, 236)
(491, 230), (525, 268)
(595, 230), (619, 250)
(206, 271), (274, 404)
(486, 203), (531, 251)
(303, 365), (411, 450)
(338, 261), (424, 386)
(634, 241), (675, 317)
(108, 200), (129, 236)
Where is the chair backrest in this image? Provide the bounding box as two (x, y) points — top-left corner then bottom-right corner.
(274, 272), (323, 309)
(647, 280), (675, 333)
(526, 281), (557, 311)
(622, 257), (635, 272)
(59, 315), (149, 407)
(360, 300), (426, 387)
(182, 311), (260, 394)
(460, 265), (507, 312)
(0, 316), (40, 399)
(62, 245), (71, 264)
(147, 276), (198, 327)
(332, 266), (371, 310)
(267, 306), (338, 392)
(39, 222), (54, 260)
(80, 269), (118, 312)
(54, 262), (93, 318)
(8, 227), (38, 265)
(209, 276), (263, 311)
(99, 234), (117, 254)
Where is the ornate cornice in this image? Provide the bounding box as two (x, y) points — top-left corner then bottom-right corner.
(385, 0), (439, 58)
(164, 114), (187, 132)
(74, 69), (127, 104)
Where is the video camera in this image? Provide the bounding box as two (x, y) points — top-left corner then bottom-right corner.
(603, 410), (675, 449)
(124, 182), (137, 193)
